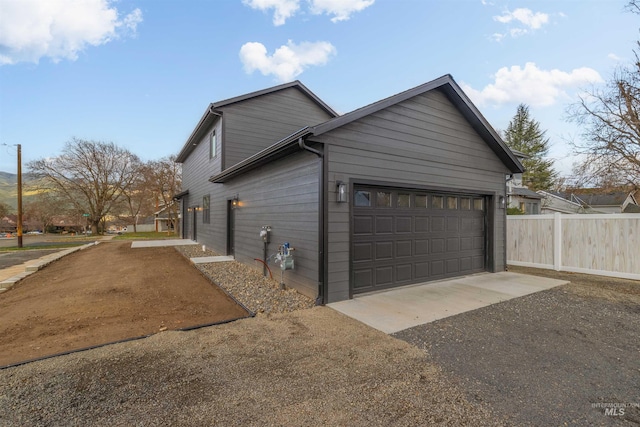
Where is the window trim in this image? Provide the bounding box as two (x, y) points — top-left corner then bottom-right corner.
(209, 131), (217, 160)
(203, 195), (211, 224)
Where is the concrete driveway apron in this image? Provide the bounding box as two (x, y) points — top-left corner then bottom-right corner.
(329, 272), (568, 333)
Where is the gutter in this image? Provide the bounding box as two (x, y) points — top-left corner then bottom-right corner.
(298, 137), (327, 306)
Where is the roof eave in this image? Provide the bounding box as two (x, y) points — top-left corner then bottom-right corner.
(311, 74), (524, 174)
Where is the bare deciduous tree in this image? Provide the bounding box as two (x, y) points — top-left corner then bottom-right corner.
(146, 156), (181, 234)
(567, 3), (640, 189)
(28, 138), (140, 234)
(23, 192), (68, 233)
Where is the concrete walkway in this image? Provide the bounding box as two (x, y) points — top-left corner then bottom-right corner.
(329, 272), (569, 334)
(130, 239), (198, 248)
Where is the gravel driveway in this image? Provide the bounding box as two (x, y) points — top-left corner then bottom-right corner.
(394, 266), (640, 426)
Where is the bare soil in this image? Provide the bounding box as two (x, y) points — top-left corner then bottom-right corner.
(0, 241), (249, 367)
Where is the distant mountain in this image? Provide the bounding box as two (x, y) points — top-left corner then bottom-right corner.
(0, 171), (43, 212)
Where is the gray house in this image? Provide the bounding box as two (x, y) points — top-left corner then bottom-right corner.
(176, 75), (524, 304)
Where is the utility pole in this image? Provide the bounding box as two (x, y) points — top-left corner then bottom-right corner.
(17, 144), (23, 248)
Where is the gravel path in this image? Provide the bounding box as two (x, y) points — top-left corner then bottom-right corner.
(175, 245), (315, 314)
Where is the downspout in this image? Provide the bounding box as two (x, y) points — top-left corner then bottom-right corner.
(298, 137), (326, 305)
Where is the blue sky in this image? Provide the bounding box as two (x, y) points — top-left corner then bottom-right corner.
(0, 0), (637, 180)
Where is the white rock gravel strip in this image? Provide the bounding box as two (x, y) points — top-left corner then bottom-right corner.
(175, 245), (315, 315)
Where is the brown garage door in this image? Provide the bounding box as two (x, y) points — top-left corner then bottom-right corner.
(352, 186), (486, 294)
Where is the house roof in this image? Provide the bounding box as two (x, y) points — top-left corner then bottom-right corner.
(563, 191), (630, 207)
(210, 75), (525, 183)
(510, 187), (543, 199)
(176, 81), (338, 163)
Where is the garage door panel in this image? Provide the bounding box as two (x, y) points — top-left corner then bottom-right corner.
(353, 269), (373, 289)
(395, 216), (412, 233)
(352, 186), (486, 295)
(473, 255), (484, 269)
(415, 217), (429, 232)
(431, 216), (445, 232)
(375, 266), (393, 285)
(415, 262), (429, 279)
(432, 238), (445, 253)
(376, 216), (393, 234)
(431, 260), (444, 276)
(396, 240), (412, 257)
(460, 236), (473, 251)
(446, 237), (459, 252)
(396, 264), (412, 282)
(415, 239), (429, 255)
(353, 243), (373, 262)
(354, 216), (373, 235)
(375, 241), (393, 260)
(473, 236), (484, 250)
(446, 259), (459, 274)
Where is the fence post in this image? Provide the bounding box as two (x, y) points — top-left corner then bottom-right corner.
(553, 212), (562, 271)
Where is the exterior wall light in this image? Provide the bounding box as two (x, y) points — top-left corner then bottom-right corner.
(336, 181), (348, 203)
(232, 195), (239, 208)
(499, 195), (506, 209)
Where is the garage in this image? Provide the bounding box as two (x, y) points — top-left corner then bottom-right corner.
(352, 186), (486, 294)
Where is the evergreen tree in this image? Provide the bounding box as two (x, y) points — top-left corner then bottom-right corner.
(504, 104), (558, 191)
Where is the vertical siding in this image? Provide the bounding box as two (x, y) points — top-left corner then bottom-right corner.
(316, 89), (510, 302)
(222, 87), (333, 167)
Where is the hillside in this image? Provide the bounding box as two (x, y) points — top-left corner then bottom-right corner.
(0, 172), (43, 212)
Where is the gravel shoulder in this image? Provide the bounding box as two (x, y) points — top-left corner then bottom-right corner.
(394, 266), (640, 426)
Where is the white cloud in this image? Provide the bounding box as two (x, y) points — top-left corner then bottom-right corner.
(242, 0), (300, 26)
(493, 8), (548, 38)
(309, 0), (375, 23)
(239, 40), (336, 82)
(0, 0), (142, 65)
(495, 8), (549, 29)
(461, 62), (603, 107)
(608, 53), (622, 61)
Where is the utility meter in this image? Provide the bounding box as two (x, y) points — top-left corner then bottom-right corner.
(260, 225), (271, 243)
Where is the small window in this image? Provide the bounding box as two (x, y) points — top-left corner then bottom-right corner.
(461, 197), (471, 210)
(397, 193), (411, 208)
(209, 131), (217, 159)
(447, 196), (458, 210)
(432, 195), (444, 209)
(354, 190), (371, 207)
(474, 198), (484, 211)
(203, 195), (210, 224)
(415, 194), (427, 208)
(377, 191), (392, 207)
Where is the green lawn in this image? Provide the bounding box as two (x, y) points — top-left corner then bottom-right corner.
(113, 231), (179, 240)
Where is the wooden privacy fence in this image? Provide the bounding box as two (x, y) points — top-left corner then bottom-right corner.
(507, 213), (640, 281)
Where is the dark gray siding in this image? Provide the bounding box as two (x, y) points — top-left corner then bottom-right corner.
(314, 89), (511, 302)
(203, 150), (321, 298)
(221, 87), (333, 168)
(180, 118), (222, 244)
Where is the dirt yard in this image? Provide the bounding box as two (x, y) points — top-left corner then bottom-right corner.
(0, 241), (249, 367)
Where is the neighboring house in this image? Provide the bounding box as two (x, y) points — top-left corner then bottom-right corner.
(506, 150), (542, 214)
(536, 190), (584, 214)
(176, 76), (524, 303)
(564, 190), (640, 214)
